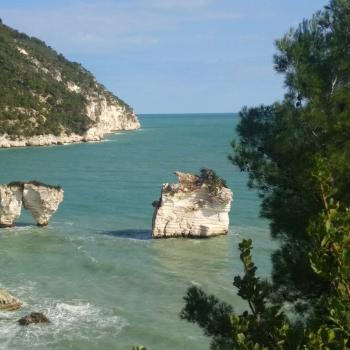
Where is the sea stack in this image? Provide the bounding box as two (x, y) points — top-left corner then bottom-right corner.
(0, 185), (23, 227)
(0, 181), (63, 227)
(152, 170), (233, 238)
(23, 183), (64, 226)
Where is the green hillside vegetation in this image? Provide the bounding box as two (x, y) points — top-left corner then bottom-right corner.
(7, 180), (61, 190)
(0, 19), (132, 138)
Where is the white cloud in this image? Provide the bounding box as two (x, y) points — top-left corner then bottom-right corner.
(145, 0), (213, 10)
(0, 0), (240, 54)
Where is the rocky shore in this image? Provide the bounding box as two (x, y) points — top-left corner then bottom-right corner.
(0, 98), (140, 148)
(0, 20), (141, 149)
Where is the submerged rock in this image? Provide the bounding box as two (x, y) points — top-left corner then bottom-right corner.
(0, 289), (22, 311)
(0, 185), (23, 227)
(23, 182), (64, 226)
(18, 312), (50, 325)
(152, 170), (233, 238)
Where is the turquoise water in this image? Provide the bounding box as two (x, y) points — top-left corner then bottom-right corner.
(0, 114), (276, 350)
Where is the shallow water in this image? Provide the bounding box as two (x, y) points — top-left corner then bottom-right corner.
(0, 114), (277, 350)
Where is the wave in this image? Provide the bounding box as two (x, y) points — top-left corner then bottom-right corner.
(0, 300), (126, 349)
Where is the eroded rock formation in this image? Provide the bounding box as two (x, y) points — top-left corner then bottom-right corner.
(0, 185), (22, 227)
(0, 289), (22, 311)
(23, 183), (64, 226)
(152, 170), (233, 238)
(0, 181), (63, 227)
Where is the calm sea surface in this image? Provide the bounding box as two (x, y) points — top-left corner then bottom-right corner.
(0, 114), (276, 350)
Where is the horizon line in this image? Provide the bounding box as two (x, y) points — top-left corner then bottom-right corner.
(138, 112), (238, 116)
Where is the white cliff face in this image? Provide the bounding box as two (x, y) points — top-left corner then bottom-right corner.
(0, 94), (140, 149)
(86, 96), (140, 133)
(0, 289), (22, 311)
(23, 184), (64, 226)
(0, 133), (97, 148)
(0, 185), (22, 227)
(152, 172), (233, 238)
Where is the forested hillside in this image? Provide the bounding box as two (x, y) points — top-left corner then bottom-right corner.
(0, 19), (132, 138)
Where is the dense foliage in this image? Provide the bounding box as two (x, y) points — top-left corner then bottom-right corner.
(181, 240), (292, 349)
(0, 20), (132, 137)
(182, 198), (350, 349)
(182, 0), (350, 348)
(198, 168), (228, 196)
(230, 0), (350, 305)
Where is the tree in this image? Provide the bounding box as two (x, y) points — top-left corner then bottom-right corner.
(231, 0), (350, 305)
(181, 239), (292, 350)
(182, 193), (350, 349)
(182, 0), (350, 348)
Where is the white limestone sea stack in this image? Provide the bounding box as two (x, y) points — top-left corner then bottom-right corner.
(152, 170), (233, 238)
(23, 183), (64, 226)
(0, 185), (23, 227)
(0, 181), (64, 227)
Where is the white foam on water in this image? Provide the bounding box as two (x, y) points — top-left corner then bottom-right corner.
(63, 221), (74, 226)
(191, 240), (201, 244)
(187, 335), (206, 341)
(76, 245), (99, 264)
(46, 301), (125, 334)
(190, 280), (201, 287)
(0, 225), (36, 233)
(0, 300), (126, 349)
(63, 235), (100, 264)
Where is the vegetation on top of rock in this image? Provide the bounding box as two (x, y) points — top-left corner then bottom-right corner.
(0, 20), (133, 138)
(7, 180), (61, 190)
(197, 168), (228, 196)
(162, 169), (228, 197)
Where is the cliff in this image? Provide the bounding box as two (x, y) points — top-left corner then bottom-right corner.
(0, 181), (63, 227)
(0, 21), (140, 148)
(152, 170), (233, 238)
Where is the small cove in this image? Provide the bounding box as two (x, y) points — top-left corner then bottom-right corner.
(0, 114), (277, 350)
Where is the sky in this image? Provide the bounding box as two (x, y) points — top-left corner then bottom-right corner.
(0, 0), (328, 114)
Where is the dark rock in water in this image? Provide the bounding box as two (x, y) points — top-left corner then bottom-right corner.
(18, 312), (50, 325)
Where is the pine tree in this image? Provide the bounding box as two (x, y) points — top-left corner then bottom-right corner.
(182, 1), (350, 348)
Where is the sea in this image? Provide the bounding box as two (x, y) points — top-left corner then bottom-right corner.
(0, 114), (277, 350)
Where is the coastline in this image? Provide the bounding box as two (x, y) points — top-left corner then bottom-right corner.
(0, 119), (141, 148)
